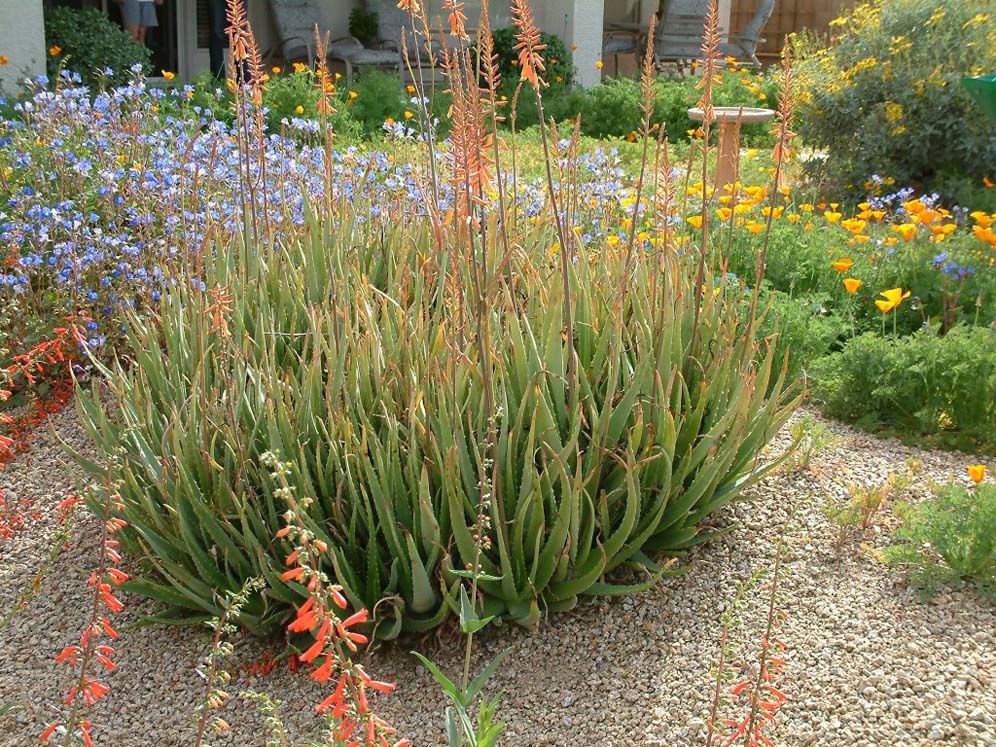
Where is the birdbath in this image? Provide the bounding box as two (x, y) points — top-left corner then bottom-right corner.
(687, 106), (775, 191)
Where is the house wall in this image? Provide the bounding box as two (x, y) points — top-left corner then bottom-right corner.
(0, 0), (46, 91)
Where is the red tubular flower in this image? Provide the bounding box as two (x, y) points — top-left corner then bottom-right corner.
(40, 723), (59, 742)
(340, 609), (369, 628)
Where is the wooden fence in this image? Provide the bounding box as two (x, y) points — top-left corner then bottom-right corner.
(731, 0), (854, 59)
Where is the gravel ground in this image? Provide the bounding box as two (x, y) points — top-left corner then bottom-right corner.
(0, 404), (994, 747)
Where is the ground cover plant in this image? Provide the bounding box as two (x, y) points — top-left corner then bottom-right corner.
(886, 472), (996, 596)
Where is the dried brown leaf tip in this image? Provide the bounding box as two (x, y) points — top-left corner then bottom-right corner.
(511, 0), (546, 90)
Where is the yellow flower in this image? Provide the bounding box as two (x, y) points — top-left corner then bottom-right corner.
(162, 70), (176, 81)
(984, 176), (995, 188)
(831, 258), (853, 272)
(716, 207), (733, 221)
(745, 220), (766, 235)
(348, 90), (358, 99)
(760, 206), (783, 219)
(843, 277), (862, 294)
(595, 60), (604, 69)
(967, 464), (986, 483)
(799, 203), (814, 212)
(686, 215), (703, 229)
(874, 287), (910, 313)
(970, 210), (992, 227)
(295, 105), (304, 114)
(605, 235), (620, 246)
(272, 66), (281, 74)
(48, 46), (62, 56)
(571, 43), (578, 51)
(840, 217), (866, 235)
(406, 84), (416, 94)
(824, 211), (841, 223)
(803, 221), (814, 231)
(0, 54), (8, 66)
(293, 62), (308, 73)
(786, 213), (800, 223)
(892, 223), (917, 241)
(404, 110), (413, 119)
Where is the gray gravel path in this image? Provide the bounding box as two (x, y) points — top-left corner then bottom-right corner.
(0, 405), (993, 747)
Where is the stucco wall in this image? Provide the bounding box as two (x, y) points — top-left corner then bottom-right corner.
(0, 0), (46, 92)
(538, 0), (603, 87)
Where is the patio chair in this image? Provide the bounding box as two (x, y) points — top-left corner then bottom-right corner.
(653, 0), (776, 71)
(269, 0), (399, 87)
(602, 29), (643, 76)
(364, 0), (461, 69)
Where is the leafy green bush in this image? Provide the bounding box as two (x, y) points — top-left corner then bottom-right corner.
(264, 69), (362, 139)
(753, 289), (842, 387)
(74, 213), (800, 639)
(45, 7), (151, 87)
(811, 326), (996, 449)
(793, 0), (996, 200)
(886, 481), (996, 596)
(535, 69), (778, 142)
(346, 69), (410, 134)
(490, 27), (573, 90)
(576, 78), (644, 139)
(349, 6), (379, 47)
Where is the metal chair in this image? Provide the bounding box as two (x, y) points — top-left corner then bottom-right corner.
(653, 0), (777, 71)
(269, 0), (399, 86)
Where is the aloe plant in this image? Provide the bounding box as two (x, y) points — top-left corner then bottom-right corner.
(69, 188), (800, 639)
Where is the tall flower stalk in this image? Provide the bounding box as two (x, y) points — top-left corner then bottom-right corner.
(42, 469), (128, 747)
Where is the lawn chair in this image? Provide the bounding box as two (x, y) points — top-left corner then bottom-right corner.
(269, 0), (399, 87)
(653, 0), (776, 72)
(364, 0), (461, 72)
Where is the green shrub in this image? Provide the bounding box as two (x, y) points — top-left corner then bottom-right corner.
(886, 481), (996, 596)
(490, 27), (573, 90)
(793, 0), (996, 200)
(74, 213), (800, 639)
(543, 70), (778, 143)
(264, 69), (362, 139)
(753, 289), (842, 387)
(44, 7), (151, 87)
(346, 69), (409, 134)
(349, 7), (379, 47)
(811, 326), (996, 449)
(577, 78), (644, 139)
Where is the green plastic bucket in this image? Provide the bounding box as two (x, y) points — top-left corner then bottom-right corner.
(962, 74), (996, 121)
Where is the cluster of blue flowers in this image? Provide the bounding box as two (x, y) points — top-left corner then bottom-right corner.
(1, 73), (648, 356)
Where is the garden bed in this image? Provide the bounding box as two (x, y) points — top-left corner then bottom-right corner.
(1, 405), (993, 746)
